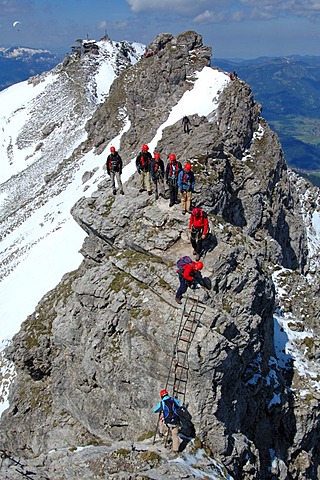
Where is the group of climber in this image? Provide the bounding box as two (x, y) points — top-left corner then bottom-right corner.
(135, 144), (196, 214)
(106, 139), (195, 214)
(106, 143), (210, 304)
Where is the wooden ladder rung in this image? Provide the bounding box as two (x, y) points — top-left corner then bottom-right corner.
(173, 390), (186, 396)
(179, 336), (192, 343)
(182, 327), (195, 333)
(175, 362), (188, 369)
(177, 348), (188, 353)
(176, 377), (188, 383)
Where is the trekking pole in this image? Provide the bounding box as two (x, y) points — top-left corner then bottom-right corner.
(152, 412), (162, 445)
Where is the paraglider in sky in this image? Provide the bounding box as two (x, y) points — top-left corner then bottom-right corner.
(13, 21), (21, 30)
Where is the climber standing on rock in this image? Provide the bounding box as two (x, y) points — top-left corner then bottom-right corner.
(175, 256), (205, 304)
(136, 144), (152, 195)
(150, 152), (165, 200)
(177, 163), (195, 214)
(182, 115), (190, 134)
(188, 207), (209, 260)
(154, 389), (181, 455)
(106, 146), (124, 195)
(165, 153), (182, 207)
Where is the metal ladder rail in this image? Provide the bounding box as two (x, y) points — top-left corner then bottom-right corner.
(163, 295), (190, 394)
(153, 296), (192, 445)
(170, 303), (200, 400)
(167, 298), (205, 404)
(153, 297), (205, 444)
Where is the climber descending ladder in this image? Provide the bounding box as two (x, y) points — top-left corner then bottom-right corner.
(153, 295), (205, 444)
(165, 295), (206, 405)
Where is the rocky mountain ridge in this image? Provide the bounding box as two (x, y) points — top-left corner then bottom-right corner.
(1, 31), (320, 480)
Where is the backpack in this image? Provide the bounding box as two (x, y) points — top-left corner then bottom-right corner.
(176, 256), (192, 273)
(108, 153), (120, 172)
(162, 397), (181, 425)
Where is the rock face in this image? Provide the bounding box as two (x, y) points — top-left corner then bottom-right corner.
(1, 31), (320, 480)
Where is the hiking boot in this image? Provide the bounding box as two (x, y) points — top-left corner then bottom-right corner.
(120, 190), (124, 195)
(155, 193), (159, 200)
(139, 188), (144, 193)
(195, 254), (200, 261)
(113, 189), (117, 195)
(182, 211), (186, 215)
(169, 202), (174, 207)
(148, 191), (152, 196)
(193, 250), (197, 255)
(175, 296), (182, 304)
(169, 451), (179, 459)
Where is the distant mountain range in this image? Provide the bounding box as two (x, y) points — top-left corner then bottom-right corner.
(1, 46), (319, 176)
(0, 46), (64, 91)
(214, 55), (320, 175)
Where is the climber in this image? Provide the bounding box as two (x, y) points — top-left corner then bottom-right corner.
(154, 389), (181, 454)
(175, 257), (205, 304)
(189, 207), (209, 260)
(150, 152), (165, 200)
(177, 163), (195, 214)
(182, 115), (190, 134)
(165, 153), (182, 207)
(106, 146), (124, 195)
(136, 144), (152, 195)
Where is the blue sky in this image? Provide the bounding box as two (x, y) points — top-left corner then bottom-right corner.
(0, 0), (319, 58)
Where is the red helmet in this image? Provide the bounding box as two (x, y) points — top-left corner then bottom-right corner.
(154, 152), (160, 159)
(184, 163), (192, 172)
(169, 153), (176, 161)
(142, 144), (149, 151)
(194, 261), (203, 271)
(192, 207), (202, 218)
(110, 146), (115, 152)
(160, 389), (168, 398)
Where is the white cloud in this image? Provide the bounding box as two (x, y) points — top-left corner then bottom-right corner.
(126, 0), (320, 21)
(98, 20), (107, 30)
(193, 10), (212, 23)
(126, 0), (221, 15)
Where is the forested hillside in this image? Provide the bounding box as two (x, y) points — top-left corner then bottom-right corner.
(215, 55), (320, 175)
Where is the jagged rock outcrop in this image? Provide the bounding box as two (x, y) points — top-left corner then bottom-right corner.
(1, 31), (320, 480)
(85, 30), (212, 157)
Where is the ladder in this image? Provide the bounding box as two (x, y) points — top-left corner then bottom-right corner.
(165, 295), (206, 405)
(153, 295), (205, 444)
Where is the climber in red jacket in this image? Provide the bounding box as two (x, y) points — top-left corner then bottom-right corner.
(175, 257), (204, 304)
(188, 207), (209, 260)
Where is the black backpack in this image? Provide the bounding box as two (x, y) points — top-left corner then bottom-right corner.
(162, 397), (181, 425)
